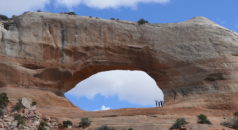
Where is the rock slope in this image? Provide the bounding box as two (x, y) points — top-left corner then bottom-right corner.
(0, 97), (59, 130)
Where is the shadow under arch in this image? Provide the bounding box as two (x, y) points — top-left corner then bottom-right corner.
(64, 69), (164, 111)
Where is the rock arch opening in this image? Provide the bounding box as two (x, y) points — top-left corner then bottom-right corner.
(64, 70), (164, 111)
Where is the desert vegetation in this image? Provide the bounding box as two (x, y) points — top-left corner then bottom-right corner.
(12, 99), (24, 112)
(170, 118), (188, 130)
(62, 120), (73, 128)
(38, 121), (48, 130)
(197, 114), (212, 124)
(98, 125), (116, 130)
(110, 18), (120, 20)
(221, 112), (238, 129)
(14, 113), (25, 127)
(137, 18), (149, 25)
(0, 109), (3, 117)
(0, 92), (9, 117)
(78, 117), (91, 128)
(61, 12), (77, 15)
(0, 93), (9, 108)
(0, 14), (8, 21)
(32, 101), (37, 106)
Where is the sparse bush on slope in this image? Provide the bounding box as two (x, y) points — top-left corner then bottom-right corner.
(12, 99), (24, 112)
(170, 118), (188, 130)
(63, 120), (73, 128)
(197, 114), (212, 124)
(0, 14), (8, 20)
(137, 18), (149, 25)
(79, 117), (91, 128)
(98, 125), (116, 130)
(38, 121), (48, 130)
(221, 112), (238, 129)
(0, 93), (9, 109)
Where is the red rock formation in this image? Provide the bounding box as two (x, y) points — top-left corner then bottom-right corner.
(0, 12), (238, 111)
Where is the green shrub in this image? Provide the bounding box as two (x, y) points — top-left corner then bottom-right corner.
(232, 120), (238, 129)
(14, 114), (25, 127)
(12, 99), (24, 112)
(0, 109), (3, 117)
(170, 118), (188, 130)
(221, 112), (238, 129)
(128, 128), (133, 130)
(79, 117), (91, 128)
(3, 22), (12, 30)
(61, 12), (76, 15)
(110, 18), (120, 21)
(38, 121), (48, 130)
(0, 93), (9, 109)
(137, 18), (149, 25)
(221, 120), (238, 129)
(197, 114), (212, 124)
(97, 125), (115, 130)
(32, 101), (37, 106)
(234, 112), (238, 118)
(0, 14), (8, 20)
(63, 120), (73, 128)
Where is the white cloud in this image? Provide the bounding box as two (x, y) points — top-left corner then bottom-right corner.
(56, 0), (170, 9)
(100, 105), (111, 110)
(66, 70), (164, 106)
(0, 0), (170, 17)
(0, 0), (49, 16)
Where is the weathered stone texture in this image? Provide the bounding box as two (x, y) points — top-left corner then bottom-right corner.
(0, 12), (238, 108)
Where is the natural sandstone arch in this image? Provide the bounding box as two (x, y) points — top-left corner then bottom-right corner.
(0, 12), (238, 109)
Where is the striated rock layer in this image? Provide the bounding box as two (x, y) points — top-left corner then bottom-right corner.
(0, 12), (238, 110)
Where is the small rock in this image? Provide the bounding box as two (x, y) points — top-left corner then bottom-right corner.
(45, 126), (51, 130)
(11, 121), (18, 127)
(68, 125), (72, 129)
(33, 120), (40, 125)
(21, 97), (32, 109)
(180, 127), (188, 130)
(43, 116), (51, 121)
(4, 117), (13, 122)
(31, 105), (37, 110)
(0, 122), (3, 128)
(47, 122), (51, 126)
(23, 108), (29, 114)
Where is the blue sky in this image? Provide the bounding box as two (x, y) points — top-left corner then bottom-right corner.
(65, 70), (163, 111)
(1, 0), (237, 111)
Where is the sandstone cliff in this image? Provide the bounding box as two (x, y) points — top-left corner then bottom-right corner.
(0, 12), (238, 110)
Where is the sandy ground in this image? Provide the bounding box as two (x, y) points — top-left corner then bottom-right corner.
(1, 87), (237, 130)
(40, 106), (235, 130)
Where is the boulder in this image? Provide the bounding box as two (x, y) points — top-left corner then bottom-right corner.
(21, 98), (32, 109)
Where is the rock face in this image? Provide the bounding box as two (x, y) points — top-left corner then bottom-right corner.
(0, 97), (59, 130)
(0, 12), (238, 109)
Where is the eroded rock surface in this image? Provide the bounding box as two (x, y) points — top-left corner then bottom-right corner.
(0, 97), (59, 130)
(0, 12), (238, 110)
